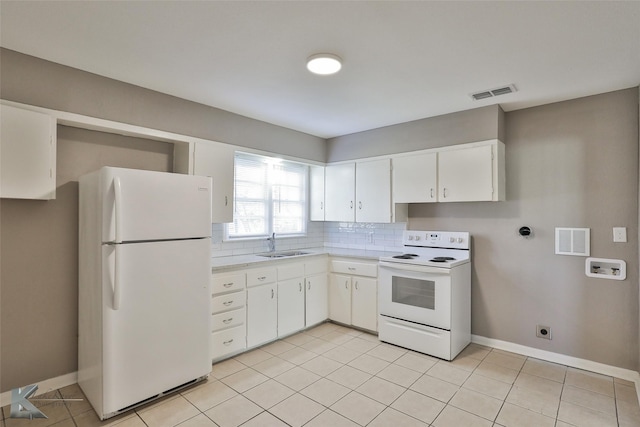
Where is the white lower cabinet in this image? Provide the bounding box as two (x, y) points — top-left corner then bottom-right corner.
(305, 273), (328, 327)
(277, 278), (305, 337)
(211, 272), (247, 361)
(329, 259), (378, 332)
(246, 267), (278, 348)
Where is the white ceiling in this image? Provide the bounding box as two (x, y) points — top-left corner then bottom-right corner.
(1, 1), (639, 139)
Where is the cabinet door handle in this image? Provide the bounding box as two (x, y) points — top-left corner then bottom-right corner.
(223, 300), (234, 306)
(299, 283), (302, 292)
(430, 188), (434, 198)
(443, 188), (447, 198)
(222, 318), (233, 324)
(355, 281), (359, 290)
(350, 201), (353, 209)
(358, 201), (362, 210)
(345, 280), (349, 289)
(223, 282), (234, 288)
(225, 195), (228, 206)
(223, 339), (234, 346)
(308, 281), (311, 290)
(271, 288), (274, 299)
(320, 201), (323, 210)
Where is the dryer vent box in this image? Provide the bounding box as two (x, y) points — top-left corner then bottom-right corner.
(555, 227), (590, 256)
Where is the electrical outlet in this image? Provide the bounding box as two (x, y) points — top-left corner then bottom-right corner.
(613, 227), (627, 243)
(536, 325), (551, 340)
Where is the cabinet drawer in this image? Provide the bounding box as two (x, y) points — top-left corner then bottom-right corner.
(305, 257), (328, 276)
(212, 307), (245, 331)
(211, 325), (246, 359)
(246, 267), (277, 287)
(212, 273), (246, 294)
(212, 291), (246, 313)
(331, 260), (377, 277)
(278, 263), (305, 281)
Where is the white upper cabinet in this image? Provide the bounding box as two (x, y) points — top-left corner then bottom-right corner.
(324, 159), (401, 223)
(192, 142), (235, 223)
(438, 141), (505, 202)
(1, 105), (56, 200)
(309, 165), (325, 221)
(355, 158), (392, 223)
(324, 162), (355, 222)
(392, 152), (437, 203)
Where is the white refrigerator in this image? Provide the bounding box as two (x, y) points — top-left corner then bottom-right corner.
(78, 167), (212, 420)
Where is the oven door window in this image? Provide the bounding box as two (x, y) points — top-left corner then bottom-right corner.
(391, 276), (435, 310)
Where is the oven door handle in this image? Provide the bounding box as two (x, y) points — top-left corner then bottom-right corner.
(379, 261), (452, 275)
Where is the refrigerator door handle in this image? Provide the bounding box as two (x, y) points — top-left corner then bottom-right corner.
(114, 176), (123, 244)
(113, 244), (121, 310)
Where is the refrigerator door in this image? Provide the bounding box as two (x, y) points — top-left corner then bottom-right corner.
(101, 238), (211, 415)
(100, 167), (212, 243)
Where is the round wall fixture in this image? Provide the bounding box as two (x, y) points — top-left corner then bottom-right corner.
(519, 226), (532, 237)
(306, 54), (342, 75)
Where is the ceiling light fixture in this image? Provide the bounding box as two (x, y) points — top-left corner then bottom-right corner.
(306, 53), (342, 75)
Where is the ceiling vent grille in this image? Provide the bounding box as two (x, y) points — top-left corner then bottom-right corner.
(471, 84), (517, 101)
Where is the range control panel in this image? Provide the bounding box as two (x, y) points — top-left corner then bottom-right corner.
(402, 230), (470, 250)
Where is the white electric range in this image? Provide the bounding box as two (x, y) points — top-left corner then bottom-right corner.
(378, 230), (471, 360)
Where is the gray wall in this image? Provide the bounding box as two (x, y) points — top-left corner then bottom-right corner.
(329, 89), (639, 370)
(0, 48), (326, 162)
(325, 104), (504, 162)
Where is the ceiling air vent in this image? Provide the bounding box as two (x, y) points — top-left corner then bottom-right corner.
(470, 84), (517, 101)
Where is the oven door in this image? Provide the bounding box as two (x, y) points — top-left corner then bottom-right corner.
(378, 261), (451, 330)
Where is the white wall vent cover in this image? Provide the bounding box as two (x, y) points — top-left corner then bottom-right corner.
(555, 227), (590, 256)
(470, 84), (517, 101)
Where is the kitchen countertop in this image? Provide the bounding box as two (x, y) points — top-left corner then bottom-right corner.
(211, 246), (402, 271)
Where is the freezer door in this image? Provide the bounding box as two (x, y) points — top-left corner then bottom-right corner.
(100, 167), (211, 243)
(101, 238), (211, 416)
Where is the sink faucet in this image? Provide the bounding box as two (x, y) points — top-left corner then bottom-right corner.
(267, 232), (276, 252)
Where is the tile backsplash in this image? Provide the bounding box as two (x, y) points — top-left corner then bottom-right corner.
(210, 221), (406, 258)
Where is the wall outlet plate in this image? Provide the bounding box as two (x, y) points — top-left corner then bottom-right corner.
(613, 227), (627, 242)
(536, 325), (551, 340)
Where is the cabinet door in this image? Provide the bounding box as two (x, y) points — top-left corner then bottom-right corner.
(247, 284), (278, 348)
(193, 142), (235, 223)
(324, 163), (355, 222)
(305, 273), (328, 327)
(309, 165), (325, 221)
(1, 105), (56, 200)
(438, 145), (494, 202)
(329, 274), (351, 325)
(351, 277), (378, 332)
(277, 278), (305, 337)
(393, 152), (437, 203)
(355, 159), (391, 223)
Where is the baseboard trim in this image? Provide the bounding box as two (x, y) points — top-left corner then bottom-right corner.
(0, 371), (78, 407)
(471, 334), (640, 404)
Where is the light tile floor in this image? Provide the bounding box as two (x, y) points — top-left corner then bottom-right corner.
(3, 322), (639, 426)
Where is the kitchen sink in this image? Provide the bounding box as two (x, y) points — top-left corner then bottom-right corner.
(257, 251), (310, 258)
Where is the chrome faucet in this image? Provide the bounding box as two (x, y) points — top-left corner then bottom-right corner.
(267, 232), (276, 252)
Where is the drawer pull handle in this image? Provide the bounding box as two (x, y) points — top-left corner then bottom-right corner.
(223, 300), (234, 306)
(348, 267), (356, 271)
(258, 276), (266, 281)
(223, 339), (234, 346)
(223, 282), (234, 288)
(345, 280), (349, 289)
(222, 318), (233, 324)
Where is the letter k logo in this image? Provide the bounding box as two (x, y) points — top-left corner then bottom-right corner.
(10, 384), (47, 419)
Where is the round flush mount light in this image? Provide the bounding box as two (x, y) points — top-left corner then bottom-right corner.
(306, 53), (342, 75)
